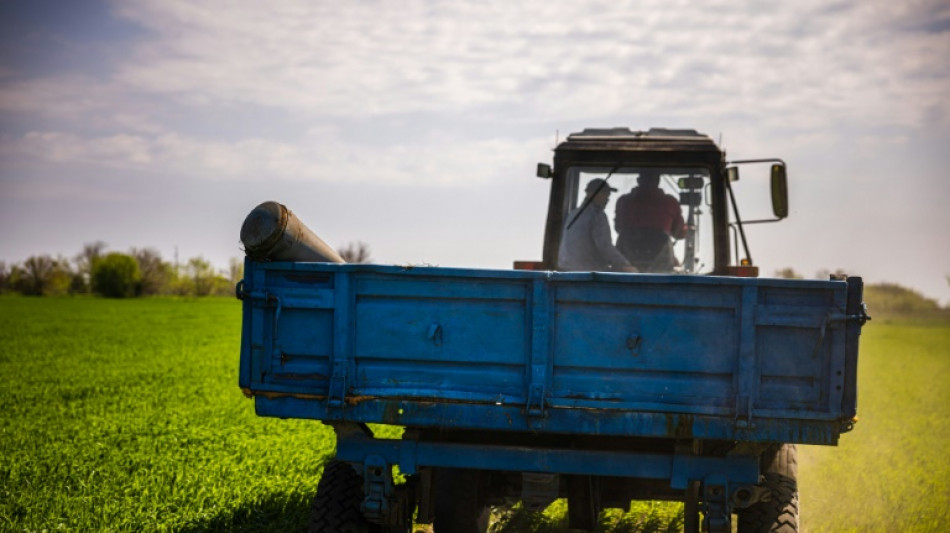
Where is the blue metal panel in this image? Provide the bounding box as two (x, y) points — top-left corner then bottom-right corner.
(526, 277), (553, 418)
(327, 269), (352, 416)
(254, 396), (844, 445)
(334, 432), (760, 489)
(353, 278), (529, 399)
(551, 280), (742, 410)
(735, 285), (758, 426)
(239, 262), (857, 445)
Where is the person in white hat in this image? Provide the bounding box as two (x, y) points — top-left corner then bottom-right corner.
(558, 178), (637, 273)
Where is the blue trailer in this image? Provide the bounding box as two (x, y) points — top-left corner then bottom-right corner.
(237, 128), (868, 532)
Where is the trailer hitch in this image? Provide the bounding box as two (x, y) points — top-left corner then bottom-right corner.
(359, 455), (415, 527)
(360, 454), (395, 522)
(331, 424), (413, 527)
(702, 475), (731, 533)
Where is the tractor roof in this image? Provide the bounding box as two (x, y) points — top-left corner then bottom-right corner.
(556, 127), (722, 159)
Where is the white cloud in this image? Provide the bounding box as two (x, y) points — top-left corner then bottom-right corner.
(2, 0), (945, 145)
(6, 131), (153, 166)
(0, 76), (167, 135)
(3, 128), (550, 186)
(0, 76), (115, 118)
(99, 0), (949, 134)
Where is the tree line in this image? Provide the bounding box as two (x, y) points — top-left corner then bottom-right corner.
(0, 241), (374, 299)
(0, 242), (242, 298)
(5, 246), (941, 311)
(774, 267), (946, 314)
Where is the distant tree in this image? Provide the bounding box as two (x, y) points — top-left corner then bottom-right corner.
(228, 257), (244, 286)
(186, 257), (217, 296)
(73, 241), (108, 293)
(49, 255), (73, 296)
(864, 282), (942, 314)
(338, 241), (372, 263)
(19, 255), (52, 296)
(0, 262), (8, 293)
(815, 268), (849, 280)
(91, 253), (142, 298)
(212, 272), (234, 296)
(8, 265), (26, 294)
(131, 247), (173, 295)
(68, 270), (87, 294)
(16, 255), (72, 296)
(773, 267), (803, 279)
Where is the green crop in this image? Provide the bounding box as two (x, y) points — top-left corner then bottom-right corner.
(0, 296), (333, 532)
(798, 317), (950, 532)
(1, 297), (947, 532)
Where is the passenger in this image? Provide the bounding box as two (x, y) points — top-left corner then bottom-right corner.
(614, 169), (687, 272)
(558, 179), (638, 273)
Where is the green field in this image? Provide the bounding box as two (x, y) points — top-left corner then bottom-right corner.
(1, 297), (947, 532)
(798, 315), (950, 532)
(0, 297), (329, 532)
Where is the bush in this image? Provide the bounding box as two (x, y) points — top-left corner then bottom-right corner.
(773, 267), (804, 279)
(186, 257), (216, 296)
(0, 262), (8, 293)
(131, 247), (174, 296)
(11, 255), (72, 296)
(864, 282), (942, 315)
(91, 253), (142, 298)
(338, 241), (372, 263)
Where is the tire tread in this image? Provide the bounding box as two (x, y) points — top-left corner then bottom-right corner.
(309, 460), (372, 533)
(736, 444), (799, 533)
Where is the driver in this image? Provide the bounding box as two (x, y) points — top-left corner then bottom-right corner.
(614, 169), (686, 272)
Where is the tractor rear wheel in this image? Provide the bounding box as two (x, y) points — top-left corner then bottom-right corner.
(309, 460), (410, 533)
(736, 444), (799, 533)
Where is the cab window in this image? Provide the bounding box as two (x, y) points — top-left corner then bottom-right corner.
(565, 166), (713, 274)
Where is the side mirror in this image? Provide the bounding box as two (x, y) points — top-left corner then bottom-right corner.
(770, 163), (788, 218)
(536, 163), (553, 179)
(726, 167), (739, 182)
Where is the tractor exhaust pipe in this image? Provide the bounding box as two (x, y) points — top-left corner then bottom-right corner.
(240, 201), (345, 263)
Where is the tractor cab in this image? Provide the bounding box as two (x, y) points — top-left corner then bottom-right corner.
(530, 127), (787, 277)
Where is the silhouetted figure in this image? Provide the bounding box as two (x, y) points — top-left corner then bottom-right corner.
(559, 179), (637, 273)
(614, 170), (686, 272)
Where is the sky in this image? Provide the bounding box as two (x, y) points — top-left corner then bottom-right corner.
(1, 0), (949, 304)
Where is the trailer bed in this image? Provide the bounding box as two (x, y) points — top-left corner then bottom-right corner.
(238, 261), (860, 445)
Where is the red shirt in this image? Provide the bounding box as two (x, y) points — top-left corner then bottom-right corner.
(615, 187), (686, 239)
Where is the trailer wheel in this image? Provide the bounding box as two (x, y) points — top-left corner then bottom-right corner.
(433, 468), (490, 533)
(737, 444), (799, 533)
(309, 460), (409, 533)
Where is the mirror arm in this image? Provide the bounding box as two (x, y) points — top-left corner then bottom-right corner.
(728, 224), (740, 265)
(741, 217), (784, 225)
(726, 158), (786, 166)
(725, 178), (753, 265)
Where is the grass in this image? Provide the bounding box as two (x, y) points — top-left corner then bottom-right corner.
(1, 296), (947, 532)
(0, 296), (331, 532)
(490, 500), (683, 533)
(798, 315), (950, 532)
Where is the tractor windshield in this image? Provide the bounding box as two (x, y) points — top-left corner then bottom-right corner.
(565, 166), (714, 274)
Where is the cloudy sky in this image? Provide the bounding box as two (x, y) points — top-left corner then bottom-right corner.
(2, 0), (949, 303)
